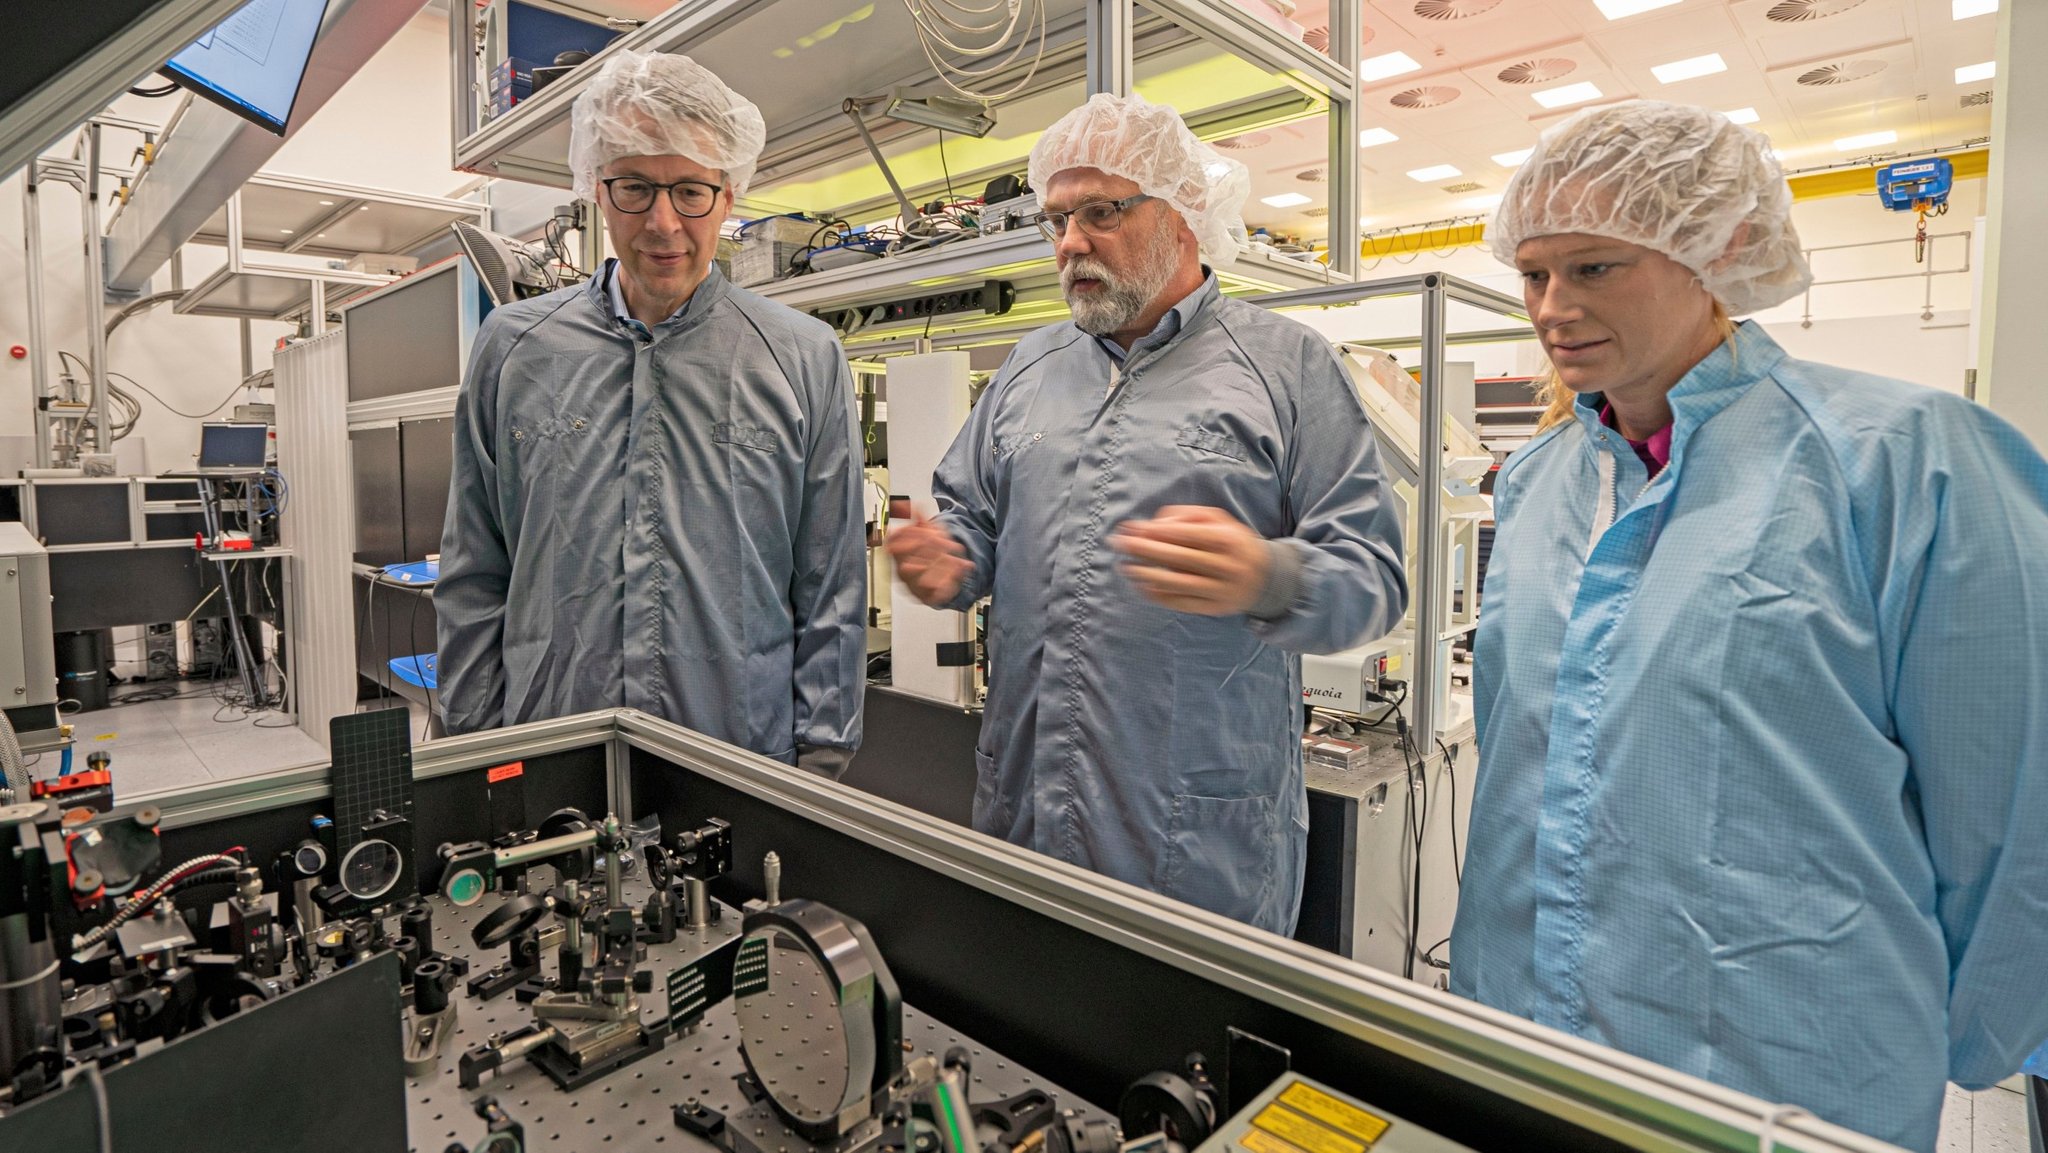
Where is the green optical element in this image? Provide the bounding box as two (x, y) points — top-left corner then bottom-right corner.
(446, 869), (487, 907)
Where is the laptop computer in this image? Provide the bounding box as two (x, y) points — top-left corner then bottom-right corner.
(165, 422), (270, 478)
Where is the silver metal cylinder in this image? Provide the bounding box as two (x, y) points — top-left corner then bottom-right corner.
(83, 124), (111, 455)
(0, 912), (60, 1080)
(22, 165), (50, 468)
(762, 852), (781, 906)
(602, 815), (623, 910)
(684, 876), (709, 931)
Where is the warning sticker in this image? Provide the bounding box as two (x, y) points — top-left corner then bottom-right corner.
(1278, 1083), (1391, 1145)
(1252, 1104), (1365, 1153)
(1238, 1127), (1304, 1153)
(486, 761), (524, 784)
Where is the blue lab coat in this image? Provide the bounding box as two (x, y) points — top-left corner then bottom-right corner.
(437, 263), (866, 766)
(930, 275), (1407, 934)
(1454, 321), (2048, 1150)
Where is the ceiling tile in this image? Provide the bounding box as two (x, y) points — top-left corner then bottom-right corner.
(1731, 0), (1914, 66)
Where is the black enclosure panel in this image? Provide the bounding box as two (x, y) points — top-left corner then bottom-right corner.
(49, 549), (209, 632)
(845, 692), (1353, 957)
(346, 270), (464, 402)
(0, 483), (22, 522)
(843, 690), (978, 826)
(351, 426), (404, 567)
(632, 751), (1623, 1153)
(0, 0), (171, 138)
(33, 483), (130, 545)
(141, 511), (207, 541)
(1295, 788), (1353, 955)
(141, 480), (201, 502)
(399, 416), (454, 561)
(0, 954), (407, 1153)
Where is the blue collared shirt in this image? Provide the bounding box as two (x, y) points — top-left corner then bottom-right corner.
(1093, 267), (1213, 364)
(603, 258), (695, 339)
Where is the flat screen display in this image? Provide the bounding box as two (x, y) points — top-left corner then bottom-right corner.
(161, 0), (332, 135)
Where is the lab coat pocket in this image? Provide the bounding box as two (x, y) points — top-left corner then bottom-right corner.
(970, 747), (1011, 836)
(1701, 863), (1868, 1078)
(1159, 791), (1279, 917)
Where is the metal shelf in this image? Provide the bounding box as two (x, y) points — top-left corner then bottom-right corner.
(189, 172), (487, 262)
(172, 175), (487, 324)
(749, 225), (1344, 343)
(173, 259), (393, 322)
(449, 0), (1363, 276)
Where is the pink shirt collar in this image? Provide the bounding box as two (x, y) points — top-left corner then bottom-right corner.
(1599, 402), (1672, 475)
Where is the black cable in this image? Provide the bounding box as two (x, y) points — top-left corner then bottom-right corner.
(406, 585), (432, 741)
(1437, 738), (1462, 887)
(128, 83), (178, 97)
(938, 128), (955, 203)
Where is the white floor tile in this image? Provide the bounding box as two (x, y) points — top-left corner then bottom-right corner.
(1944, 1084), (1976, 1153)
(1975, 1084), (2030, 1153)
(51, 684), (330, 796)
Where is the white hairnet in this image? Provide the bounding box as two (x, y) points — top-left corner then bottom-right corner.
(1028, 92), (1250, 264)
(568, 50), (767, 201)
(1488, 100), (1811, 315)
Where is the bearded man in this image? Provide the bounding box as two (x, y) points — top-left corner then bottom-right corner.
(885, 93), (1407, 934)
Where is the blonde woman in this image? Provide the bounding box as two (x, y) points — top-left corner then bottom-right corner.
(1452, 100), (2048, 1151)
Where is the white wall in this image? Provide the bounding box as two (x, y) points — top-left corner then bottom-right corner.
(1760, 311), (1974, 395)
(1979, 0), (2048, 448)
(0, 8), (458, 472)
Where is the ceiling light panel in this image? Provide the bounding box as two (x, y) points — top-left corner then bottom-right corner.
(1407, 164), (1464, 182)
(1532, 81), (1604, 109)
(1833, 129), (1897, 150)
(1724, 107), (1761, 124)
(1260, 192), (1314, 208)
(1492, 148), (1534, 166)
(1361, 51), (1424, 83)
(1594, 0), (1683, 17)
(1953, 0), (1998, 17)
(1652, 54), (1728, 84)
(1359, 127), (1401, 147)
(1956, 61), (1995, 84)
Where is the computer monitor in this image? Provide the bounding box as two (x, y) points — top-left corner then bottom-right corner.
(199, 423), (270, 470)
(160, 0), (333, 135)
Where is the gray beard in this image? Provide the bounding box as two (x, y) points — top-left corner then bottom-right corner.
(1062, 219), (1181, 337)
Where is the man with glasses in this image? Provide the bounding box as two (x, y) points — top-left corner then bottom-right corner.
(887, 93), (1407, 934)
(438, 51), (866, 776)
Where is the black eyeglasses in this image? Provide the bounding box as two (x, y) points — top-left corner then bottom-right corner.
(1034, 194), (1156, 242)
(600, 177), (724, 217)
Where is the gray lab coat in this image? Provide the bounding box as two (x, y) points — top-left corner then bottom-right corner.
(931, 275), (1407, 933)
(437, 264), (865, 765)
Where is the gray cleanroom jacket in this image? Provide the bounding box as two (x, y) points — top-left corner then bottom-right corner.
(436, 263), (865, 766)
(930, 275), (1407, 934)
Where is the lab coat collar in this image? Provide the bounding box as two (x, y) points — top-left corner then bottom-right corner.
(589, 258), (730, 337)
(1572, 319), (1788, 479)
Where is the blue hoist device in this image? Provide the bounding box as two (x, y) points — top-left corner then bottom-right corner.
(1876, 157), (1953, 263)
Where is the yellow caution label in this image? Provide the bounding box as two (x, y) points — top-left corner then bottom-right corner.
(1252, 1104), (1365, 1153)
(1278, 1083), (1391, 1145)
(93, 733), (117, 742)
(1238, 1127), (1305, 1153)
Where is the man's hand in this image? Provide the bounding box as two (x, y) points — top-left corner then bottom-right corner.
(885, 504), (975, 608)
(1111, 505), (1274, 616)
